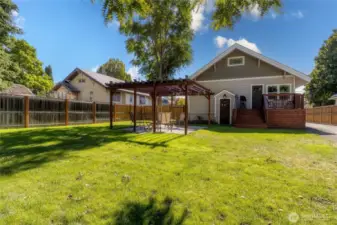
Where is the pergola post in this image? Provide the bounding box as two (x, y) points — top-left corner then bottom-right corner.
(152, 84), (157, 133)
(208, 93), (211, 126)
(133, 87), (137, 132)
(109, 89), (114, 129)
(184, 82), (188, 135)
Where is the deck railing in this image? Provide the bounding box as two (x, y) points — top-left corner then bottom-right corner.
(263, 93), (304, 109)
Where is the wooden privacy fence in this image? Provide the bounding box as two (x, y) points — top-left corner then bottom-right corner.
(306, 106), (337, 125)
(0, 94), (184, 128)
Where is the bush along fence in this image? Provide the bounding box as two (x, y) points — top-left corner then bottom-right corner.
(0, 94), (185, 128)
(306, 105), (337, 125)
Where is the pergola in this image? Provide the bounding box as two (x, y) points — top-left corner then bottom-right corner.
(106, 78), (213, 135)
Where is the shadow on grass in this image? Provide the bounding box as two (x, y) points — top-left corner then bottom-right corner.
(110, 197), (188, 225)
(0, 124), (181, 176)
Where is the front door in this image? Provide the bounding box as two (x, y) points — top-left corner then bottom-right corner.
(252, 85), (263, 109)
(220, 99), (230, 125)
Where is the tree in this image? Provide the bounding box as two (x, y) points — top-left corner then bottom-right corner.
(94, 0), (281, 80)
(44, 65), (54, 81)
(0, 0), (22, 45)
(176, 98), (185, 106)
(9, 38), (53, 95)
(0, 47), (20, 90)
(97, 58), (132, 81)
(95, 0), (281, 30)
(306, 30), (337, 106)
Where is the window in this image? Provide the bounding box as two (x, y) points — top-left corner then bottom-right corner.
(129, 95), (133, 104)
(78, 78), (86, 83)
(113, 92), (121, 102)
(280, 85), (291, 93)
(139, 96), (146, 105)
(267, 84), (291, 100)
(228, 56), (245, 67)
(267, 85), (278, 94)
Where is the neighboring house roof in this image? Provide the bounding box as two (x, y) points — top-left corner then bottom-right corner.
(0, 84), (35, 96)
(190, 43), (310, 82)
(57, 68), (149, 96)
(62, 68), (124, 88)
(329, 94), (337, 100)
(53, 80), (80, 92)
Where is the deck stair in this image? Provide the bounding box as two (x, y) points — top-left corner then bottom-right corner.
(234, 109), (267, 128)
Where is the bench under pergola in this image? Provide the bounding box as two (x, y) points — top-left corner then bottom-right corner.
(106, 78), (213, 135)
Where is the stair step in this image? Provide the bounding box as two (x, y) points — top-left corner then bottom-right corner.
(235, 109), (266, 128)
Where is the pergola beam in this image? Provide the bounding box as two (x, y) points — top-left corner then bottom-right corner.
(107, 79), (213, 135)
(152, 84), (157, 133)
(133, 87), (137, 132)
(109, 89), (116, 129)
(184, 82), (188, 135)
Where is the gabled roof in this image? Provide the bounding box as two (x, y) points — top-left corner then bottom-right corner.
(0, 84), (35, 96)
(190, 43), (310, 82)
(57, 68), (150, 96)
(53, 80), (80, 92)
(63, 68), (124, 88)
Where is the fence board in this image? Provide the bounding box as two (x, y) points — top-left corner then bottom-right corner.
(306, 105), (337, 125)
(0, 95), (184, 128)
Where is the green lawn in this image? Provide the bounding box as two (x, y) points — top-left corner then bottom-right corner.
(0, 123), (337, 225)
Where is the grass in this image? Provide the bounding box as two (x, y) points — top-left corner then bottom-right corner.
(0, 123), (337, 224)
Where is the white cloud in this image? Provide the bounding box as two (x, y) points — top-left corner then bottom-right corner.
(11, 10), (19, 17)
(204, 0), (215, 13)
(91, 65), (99, 72)
(11, 10), (25, 28)
(291, 10), (304, 19)
(214, 36), (261, 53)
(107, 20), (120, 28)
(271, 11), (278, 19)
(127, 66), (141, 80)
(246, 4), (262, 21)
(214, 36), (227, 48)
(191, 4), (207, 32)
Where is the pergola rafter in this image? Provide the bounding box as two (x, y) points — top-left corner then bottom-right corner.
(107, 78), (214, 135)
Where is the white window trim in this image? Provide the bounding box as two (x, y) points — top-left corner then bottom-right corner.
(266, 84), (293, 94)
(227, 56), (245, 67)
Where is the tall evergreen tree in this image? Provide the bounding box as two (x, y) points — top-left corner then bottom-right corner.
(44, 65), (54, 80)
(97, 58), (131, 81)
(306, 30), (337, 106)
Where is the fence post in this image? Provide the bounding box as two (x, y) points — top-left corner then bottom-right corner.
(92, 102), (96, 124)
(24, 96), (29, 128)
(113, 104), (117, 122)
(65, 99), (69, 126)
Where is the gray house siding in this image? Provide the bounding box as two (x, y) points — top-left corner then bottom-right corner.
(189, 76), (296, 124)
(196, 49), (286, 81)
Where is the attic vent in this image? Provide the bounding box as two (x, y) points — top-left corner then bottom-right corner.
(228, 56), (245, 67)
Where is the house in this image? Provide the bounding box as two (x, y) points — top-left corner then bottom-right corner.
(189, 44), (310, 128)
(52, 68), (151, 105)
(329, 94), (337, 105)
(0, 84), (35, 96)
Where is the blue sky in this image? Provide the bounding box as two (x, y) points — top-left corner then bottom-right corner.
(13, 0), (337, 83)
